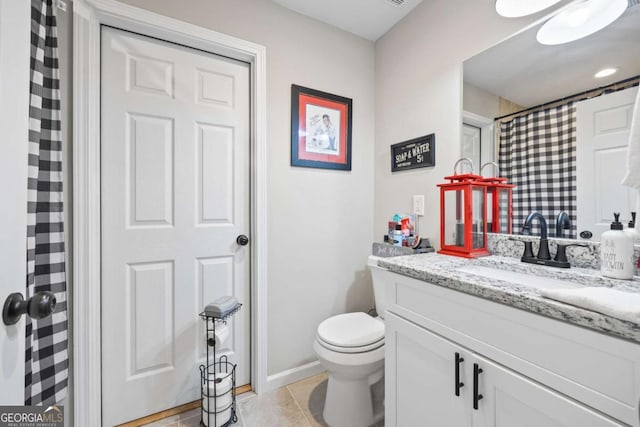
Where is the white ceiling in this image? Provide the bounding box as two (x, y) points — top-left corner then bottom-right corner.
(271, 0), (639, 109)
(464, 3), (640, 109)
(271, 0), (424, 41)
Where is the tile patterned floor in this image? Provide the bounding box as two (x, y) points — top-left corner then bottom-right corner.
(143, 372), (372, 427)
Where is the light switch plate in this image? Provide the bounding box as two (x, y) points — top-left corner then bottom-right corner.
(413, 195), (425, 216)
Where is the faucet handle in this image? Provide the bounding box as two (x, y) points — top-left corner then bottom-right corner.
(509, 237), (534, 260)
(554, 243), (589, 263)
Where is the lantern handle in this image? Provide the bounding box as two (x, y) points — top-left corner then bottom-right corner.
(480, 162), (500, 177)
(453, 158), (474, 175)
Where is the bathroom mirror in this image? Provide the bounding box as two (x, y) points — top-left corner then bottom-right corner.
(462, 3), (640, 240)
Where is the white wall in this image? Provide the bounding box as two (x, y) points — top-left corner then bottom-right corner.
(374, 0), (568, 248)
(463, 81), (499, 119)
(118, 0), (376, 377)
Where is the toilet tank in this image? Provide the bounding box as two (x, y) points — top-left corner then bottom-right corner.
(368, 255), (390, 319)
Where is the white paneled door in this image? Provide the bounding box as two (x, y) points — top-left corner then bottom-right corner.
(577, 87), (638, 239)
(101, 27), (250, 426)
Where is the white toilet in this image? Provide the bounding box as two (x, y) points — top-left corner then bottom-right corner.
(313, 255), (389, 427)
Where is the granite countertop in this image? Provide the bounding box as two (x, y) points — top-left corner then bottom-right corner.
(378, 253), (640, 344)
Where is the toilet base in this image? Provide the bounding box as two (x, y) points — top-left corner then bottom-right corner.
(323, 372), (383, 427)
(313, 322), (386, 427)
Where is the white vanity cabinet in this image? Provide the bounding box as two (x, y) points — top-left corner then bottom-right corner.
(386, 311), (467, 427)
(382, 270), (640, 427)
(387, 313), (623, 426)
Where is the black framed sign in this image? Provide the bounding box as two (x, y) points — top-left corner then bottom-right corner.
(390, 134), (435, 172)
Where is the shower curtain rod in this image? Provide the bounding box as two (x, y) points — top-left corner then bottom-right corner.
(494, 74), (640, 123)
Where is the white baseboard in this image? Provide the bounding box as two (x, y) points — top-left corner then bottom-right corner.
(265, 360), (325, 392)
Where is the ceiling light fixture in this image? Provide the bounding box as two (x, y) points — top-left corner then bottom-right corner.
(536, 0), (628, 45)
(594, 67), (619, 78)
(495, 0), (563, 17)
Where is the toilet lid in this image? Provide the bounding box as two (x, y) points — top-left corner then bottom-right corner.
(317, 312), (384, 348)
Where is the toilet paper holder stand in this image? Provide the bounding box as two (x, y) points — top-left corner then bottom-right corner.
(199, 302), (242, 427)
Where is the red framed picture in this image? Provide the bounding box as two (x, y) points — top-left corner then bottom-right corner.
(291, 84), (352, 170)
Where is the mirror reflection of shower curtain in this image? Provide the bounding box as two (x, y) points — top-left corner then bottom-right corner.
(25, 0), (68, 406)
(497, 103), (577, 238)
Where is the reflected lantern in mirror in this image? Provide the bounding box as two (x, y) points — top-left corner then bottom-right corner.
(437, 172), (491, 258)
(477, 163), (515, 235)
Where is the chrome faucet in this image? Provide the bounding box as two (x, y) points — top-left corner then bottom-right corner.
(555, 211), (571, 238)
(522, 212), (550, 260)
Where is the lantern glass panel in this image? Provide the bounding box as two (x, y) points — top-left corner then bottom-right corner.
(486, 190), (494, 232)
(498, 188), (510, 233)
(444, 189), (465, 247)
(472, 187), (485, 249)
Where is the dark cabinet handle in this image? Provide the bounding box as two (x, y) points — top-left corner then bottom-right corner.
(236, 235), (249, 246)
(3, 292), (56, 326)
(473, 363), (484, 410)
(454, 352), (464, 396)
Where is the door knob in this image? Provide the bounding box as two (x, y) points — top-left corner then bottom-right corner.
(236, 235), (249, 246)
(3, 292), (56, 326)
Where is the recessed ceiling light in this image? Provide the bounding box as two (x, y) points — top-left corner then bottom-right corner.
(495, 0), (562, 18)
(536, 0), (627, 45)
(594, 68), (618, 78)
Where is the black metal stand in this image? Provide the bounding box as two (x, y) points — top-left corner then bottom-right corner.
(199, 304), (242, 427)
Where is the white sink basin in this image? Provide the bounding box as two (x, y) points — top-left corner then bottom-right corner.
(456, 265), (582, 290)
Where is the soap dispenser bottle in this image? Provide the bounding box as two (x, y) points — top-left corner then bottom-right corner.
(624, 212), (639, 244)
(601, 213), (635, 279)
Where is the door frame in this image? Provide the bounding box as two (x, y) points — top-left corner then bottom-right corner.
(72, 1), (268, 425)
(462, 111), (495, 170)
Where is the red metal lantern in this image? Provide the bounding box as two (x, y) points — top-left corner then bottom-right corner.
(477, 162), (515, 234)
(437, 159), (490, 258)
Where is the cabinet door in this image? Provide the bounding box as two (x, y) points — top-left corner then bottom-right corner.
(385, 312), (469, 427)
(471, 354), (624, 427)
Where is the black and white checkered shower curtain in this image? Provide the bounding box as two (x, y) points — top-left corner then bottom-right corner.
(25, 0), (68, 406)
(498, 103), (577, 238)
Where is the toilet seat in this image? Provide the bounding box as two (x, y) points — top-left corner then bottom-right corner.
(317, 334), (384, 353)
(317, 312), (385, 354)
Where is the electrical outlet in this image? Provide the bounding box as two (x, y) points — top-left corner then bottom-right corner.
(413, 195), (425, 216)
